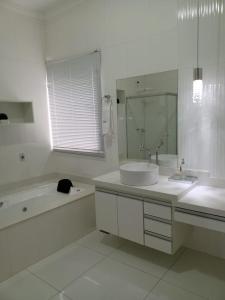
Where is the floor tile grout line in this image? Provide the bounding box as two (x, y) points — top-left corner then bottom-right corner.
(58, 255), (108, 293)
(26, 268), (62, 293)
(26, 269), (61, 293)
(161, 277), (209, 299)
(27, 253), (108, 294)
(47, 291), (63, 300)
(27, 255), (106, 296)
(107, 255), (162, 279)
(107, 246), (189, 281)
(73, 231), (125, 256)
(48, 291), (73, 300)
(31, 242), (209, 300)
(160, 242), (211, 299)
(76, 242), (122, 257)
(27, 243), (84, 268)
(160, 246), (188, 280)
(61, 250), (163, 295)
(27, 244), (162, 295)
(60, 252), (161, 300)
(142, 276), (162, 300)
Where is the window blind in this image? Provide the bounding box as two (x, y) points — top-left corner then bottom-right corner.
(47, 51), (104, 155)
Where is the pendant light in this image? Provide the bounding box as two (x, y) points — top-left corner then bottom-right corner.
(193, 0), (203, 104)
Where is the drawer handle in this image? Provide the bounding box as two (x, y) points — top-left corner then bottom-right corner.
(145, 230), (172, 241)
(175, 207), (225, 222)
(144, 214), (172, 224)
(22, 207), (28, 212)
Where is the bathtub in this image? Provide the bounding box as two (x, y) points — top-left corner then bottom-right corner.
(0, 179), (96, 282)
(0, 181), (95, 230)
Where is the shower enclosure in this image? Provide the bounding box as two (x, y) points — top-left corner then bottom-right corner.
(126, 93), (177, 160)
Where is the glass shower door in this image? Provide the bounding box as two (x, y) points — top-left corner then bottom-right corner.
(126, 98), (145, 159)
(126, 94), (177, 160)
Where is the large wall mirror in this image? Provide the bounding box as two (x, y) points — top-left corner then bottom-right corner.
(117, 70), (178, 167)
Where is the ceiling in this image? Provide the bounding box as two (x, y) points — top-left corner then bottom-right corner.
(3, 0), (76, 13)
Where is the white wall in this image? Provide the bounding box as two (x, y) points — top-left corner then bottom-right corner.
(177, 0), (225, 260)
(0, 5), (53, 185)
(45, 0), (225, 260)
(117, 70), (178, 97)
(178, 0), (225, 178)
(45, 0), (178, 178)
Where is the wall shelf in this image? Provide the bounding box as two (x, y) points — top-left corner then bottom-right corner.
(0, 101), (34, 125)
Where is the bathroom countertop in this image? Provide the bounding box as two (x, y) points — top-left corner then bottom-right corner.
(93, 171), (195, 202)
(177, 185), (225, 218)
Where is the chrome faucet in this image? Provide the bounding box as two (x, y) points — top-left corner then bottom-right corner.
(155, 150), (159, 165)
(155, 139), (164, 165)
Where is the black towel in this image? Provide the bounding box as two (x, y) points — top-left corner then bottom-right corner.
(57, 179), (73, 194)
(0, 113), (8, 120)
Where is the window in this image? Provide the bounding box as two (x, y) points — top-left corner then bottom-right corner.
(47, 51), (104, 156)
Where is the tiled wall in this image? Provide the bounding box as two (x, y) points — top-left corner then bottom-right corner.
(177, 0), (225, 260)
(178, 0), (225, 178)
(0, 5), (53, 185)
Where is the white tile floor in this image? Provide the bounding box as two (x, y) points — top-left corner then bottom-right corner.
(0, 230), (225, 300)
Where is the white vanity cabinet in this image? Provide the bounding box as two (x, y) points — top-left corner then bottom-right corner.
(95, 191), (144, 244)
(95, 191), (118, 235)
(118, 196), (144, 244)
(95, 189), (189, 254)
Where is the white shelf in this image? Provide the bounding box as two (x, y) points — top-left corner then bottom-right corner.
(0, 101), (34, 125)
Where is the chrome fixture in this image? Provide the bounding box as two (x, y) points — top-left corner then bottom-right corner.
(155, 139), (164, 165)
(139, 144), (152, 162)
(179, 158), (185, 172)
(136, 128), (145, 133)
(155, 150), (159, 165)
(193, 0), (203, 104)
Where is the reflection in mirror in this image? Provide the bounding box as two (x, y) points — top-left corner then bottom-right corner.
(117, 70), (178, 168)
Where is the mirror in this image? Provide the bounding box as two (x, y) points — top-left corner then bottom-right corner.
(117, 70), (178, 168)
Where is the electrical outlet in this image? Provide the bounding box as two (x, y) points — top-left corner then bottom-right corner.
(19, 153), (26, 161)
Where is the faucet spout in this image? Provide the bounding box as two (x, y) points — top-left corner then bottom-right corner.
(155, 150), (159, 165)
(139, 144), (152, 162)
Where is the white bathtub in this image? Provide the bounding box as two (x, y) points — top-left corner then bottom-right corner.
(0, 179), (96, 282)
(0, 181), (95, 230)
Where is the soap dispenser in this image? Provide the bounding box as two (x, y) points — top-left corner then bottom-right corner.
(179, 158), (185, 176)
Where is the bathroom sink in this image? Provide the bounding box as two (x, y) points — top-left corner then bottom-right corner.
(120, 162), (159, 186)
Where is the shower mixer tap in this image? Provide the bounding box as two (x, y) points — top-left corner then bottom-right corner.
(155, 139), (164, 165)
(139, 144), (152, 162)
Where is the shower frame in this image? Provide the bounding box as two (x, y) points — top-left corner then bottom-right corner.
(125, 92), (178, 159)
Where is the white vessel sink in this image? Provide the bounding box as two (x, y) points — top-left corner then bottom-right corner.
(120, 162), (159, 186)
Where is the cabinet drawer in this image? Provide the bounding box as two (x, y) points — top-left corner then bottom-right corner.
(175, 209), (225, 234)
(144, 202), (171, 220)
(144, 218), (172, 237)
(145, 234), (172, 254)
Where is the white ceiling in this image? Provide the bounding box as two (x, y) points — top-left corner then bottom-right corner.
(3, 0), (76, 13)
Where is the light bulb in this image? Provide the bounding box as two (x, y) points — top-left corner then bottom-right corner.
(193, 67), (203, 104)
(193, 79), (203, 104)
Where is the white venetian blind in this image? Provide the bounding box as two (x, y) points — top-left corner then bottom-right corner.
(47, 51), (104, 155)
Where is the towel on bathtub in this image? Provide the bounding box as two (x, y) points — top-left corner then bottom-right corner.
(57, 179), (73, 194)
(0, 113), (8, 120)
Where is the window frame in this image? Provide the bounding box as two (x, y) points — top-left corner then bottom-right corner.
(46, 51), (105, 157)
